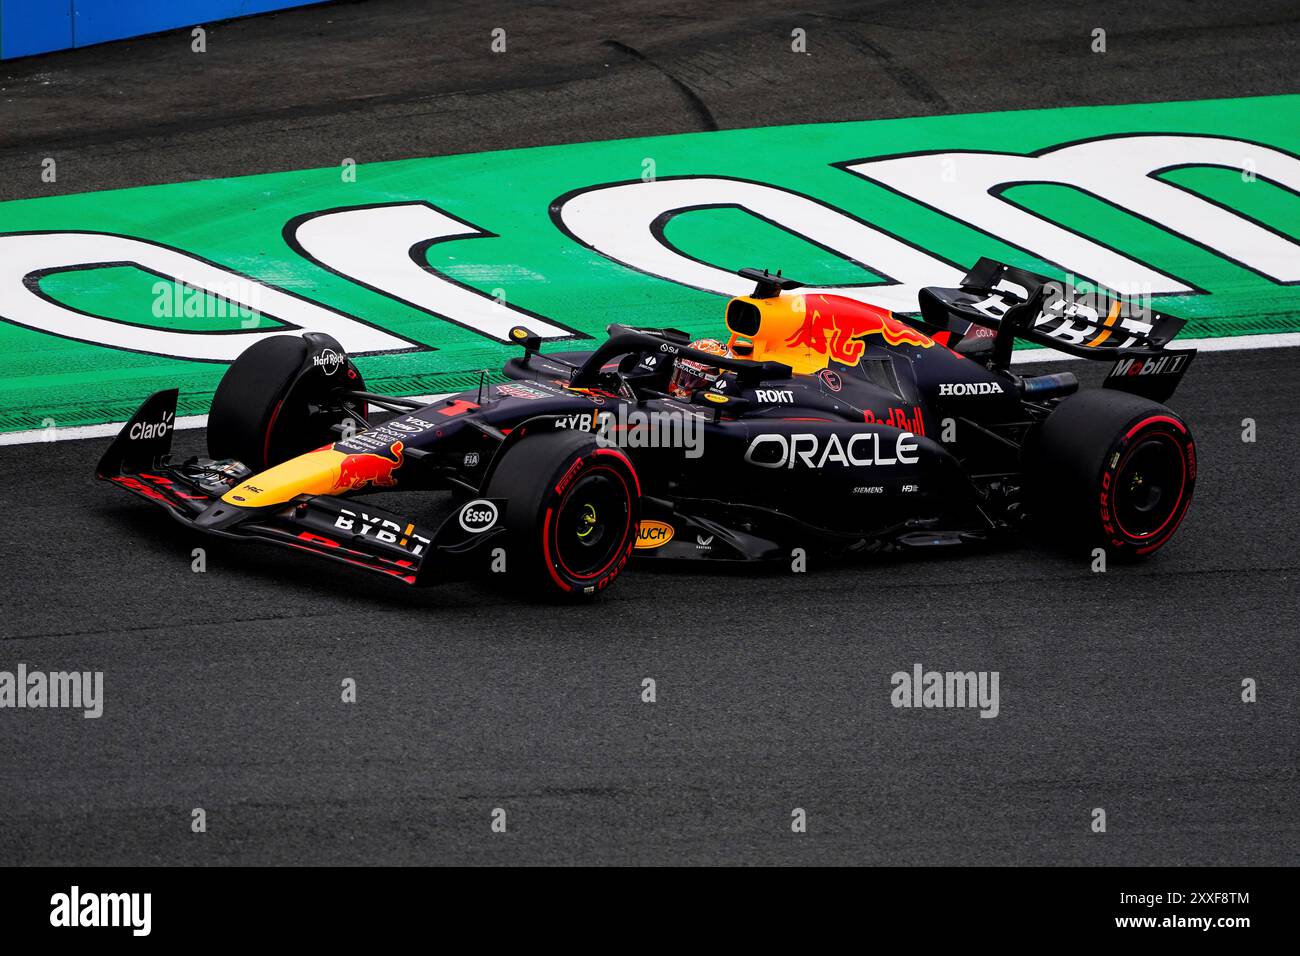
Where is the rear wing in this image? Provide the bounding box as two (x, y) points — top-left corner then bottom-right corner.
(918, 258), (1195, 400)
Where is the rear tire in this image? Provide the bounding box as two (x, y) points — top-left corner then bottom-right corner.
(485, 432), (641, 600)
(208, 334), (365, 471)
(1024, 389), (1196, 558)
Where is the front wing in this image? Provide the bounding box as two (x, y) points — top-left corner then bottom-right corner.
(97, 390), (505, 586)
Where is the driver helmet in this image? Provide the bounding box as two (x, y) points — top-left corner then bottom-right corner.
(668, 338), (730, 399)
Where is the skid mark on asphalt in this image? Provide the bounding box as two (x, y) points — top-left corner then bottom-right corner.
(837, 31), (951, 110)
(602, 39), (720, 131)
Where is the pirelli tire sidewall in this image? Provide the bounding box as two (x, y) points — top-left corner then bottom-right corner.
(1025, 389), (1196, 559)
(485, 431), (641, 600)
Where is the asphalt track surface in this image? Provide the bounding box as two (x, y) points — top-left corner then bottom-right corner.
(1, 0), (1297, 865)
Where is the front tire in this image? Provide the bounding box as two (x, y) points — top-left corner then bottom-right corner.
(208, 333), (366, 471)
(1025, 389), (1196, 558)
(485, 432), (641, 600)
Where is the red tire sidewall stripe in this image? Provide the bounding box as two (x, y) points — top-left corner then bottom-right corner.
(542, 450), (640, 590)
(593, 447), (641, 496)
(541, 506), (573, 593)
(551, 465), (633, 581)
(262, 398), (285, 469)
(1102, 416), (1195, 553)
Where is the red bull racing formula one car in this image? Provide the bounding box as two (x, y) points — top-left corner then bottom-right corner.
(98, 259), (1198, 599)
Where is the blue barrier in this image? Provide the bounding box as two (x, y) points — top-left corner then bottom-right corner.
(1, 1), (74, 58)
(1, 0), (320, 58)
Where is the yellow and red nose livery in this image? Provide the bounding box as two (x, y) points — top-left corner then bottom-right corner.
(726, 292), (933, 375)
(222, 441), (405, 508)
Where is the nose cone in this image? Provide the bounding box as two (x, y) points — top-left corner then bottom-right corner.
(221, 447), (347, 509)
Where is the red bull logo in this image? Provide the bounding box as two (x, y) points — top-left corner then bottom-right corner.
(335, 441), (404, 491)
(223, 440), (407, 509)
(785, 294), (933, 365)
(863, 406), (926, 436)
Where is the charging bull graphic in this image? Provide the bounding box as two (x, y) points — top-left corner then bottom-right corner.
(221, 440), (406, 508)
(726, 291), (934, 375)
(786, 294), (934, 365)
(336, 441), (404, 491)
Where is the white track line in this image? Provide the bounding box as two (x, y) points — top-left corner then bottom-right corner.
(3, 332), (1298, 447)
